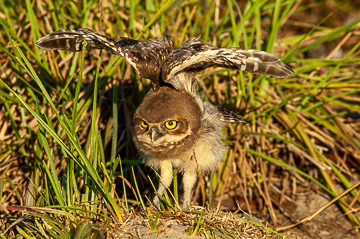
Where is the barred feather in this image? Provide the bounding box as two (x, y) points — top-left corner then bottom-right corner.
(161, 38), (294, 84)
(36, 28), (174, 84)
(35, 28), (122, 54)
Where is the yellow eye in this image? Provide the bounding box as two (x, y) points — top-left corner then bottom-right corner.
(140, 120), (148, 129)
(164, 120), (178, 130)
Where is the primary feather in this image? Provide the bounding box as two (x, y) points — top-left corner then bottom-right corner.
(36, 28), (174, 85)
(161, 38), (294, 86)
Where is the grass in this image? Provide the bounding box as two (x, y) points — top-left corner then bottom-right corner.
(1, 0), (360, 238)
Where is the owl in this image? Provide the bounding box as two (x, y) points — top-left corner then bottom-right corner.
(36, 28), (294, 210)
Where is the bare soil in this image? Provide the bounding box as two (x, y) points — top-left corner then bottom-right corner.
(281, 191), (360, 239)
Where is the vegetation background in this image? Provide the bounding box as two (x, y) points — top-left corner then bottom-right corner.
(0, 0), (359, 238)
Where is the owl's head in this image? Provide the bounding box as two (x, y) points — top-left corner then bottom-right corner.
(133, 87), (202, 158)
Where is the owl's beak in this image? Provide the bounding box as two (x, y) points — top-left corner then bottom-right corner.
(150, 127), (161, 142)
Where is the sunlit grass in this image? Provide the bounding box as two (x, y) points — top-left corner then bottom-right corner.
(1, 0), (359, 238)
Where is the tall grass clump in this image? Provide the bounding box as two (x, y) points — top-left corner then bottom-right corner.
(1, 0), (359, 238)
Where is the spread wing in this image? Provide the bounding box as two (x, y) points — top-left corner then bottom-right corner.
(36, 28), (174, 86)
(161, 38), (294, 86)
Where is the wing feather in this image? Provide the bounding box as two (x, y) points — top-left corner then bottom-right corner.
(161, 39), (294, 84)
(36, 30), (294, 89)
(35, 28), (123, 54)
(36, 28), (174, 85)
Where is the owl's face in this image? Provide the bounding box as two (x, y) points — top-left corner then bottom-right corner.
(133, 87), (202, 158)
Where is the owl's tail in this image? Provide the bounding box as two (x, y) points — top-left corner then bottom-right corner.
(218, 107), (248, 123)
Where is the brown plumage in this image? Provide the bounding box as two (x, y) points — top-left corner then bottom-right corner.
(133, 86), (226, 209)
(36, 28), (295, 210)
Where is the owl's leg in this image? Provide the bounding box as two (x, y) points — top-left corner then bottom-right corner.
(153, 160), (173, 207)
(182, 167), (197, 211)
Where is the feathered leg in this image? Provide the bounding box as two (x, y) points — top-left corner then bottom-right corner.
(153, 160), (173, 207)
(182, 166), (197, 211)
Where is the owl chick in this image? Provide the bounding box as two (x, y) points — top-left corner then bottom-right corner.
(36, 28), (294, 210)
(133, 85), (227, 209)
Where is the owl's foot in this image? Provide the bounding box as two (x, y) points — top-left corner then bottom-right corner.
(182, 204), (190, 212)
(150, 195), (162, 209)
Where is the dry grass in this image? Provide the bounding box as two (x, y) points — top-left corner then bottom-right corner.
(1, 0), (360, 238)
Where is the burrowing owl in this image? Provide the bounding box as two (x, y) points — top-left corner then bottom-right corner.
(36, 28), (294, 210)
